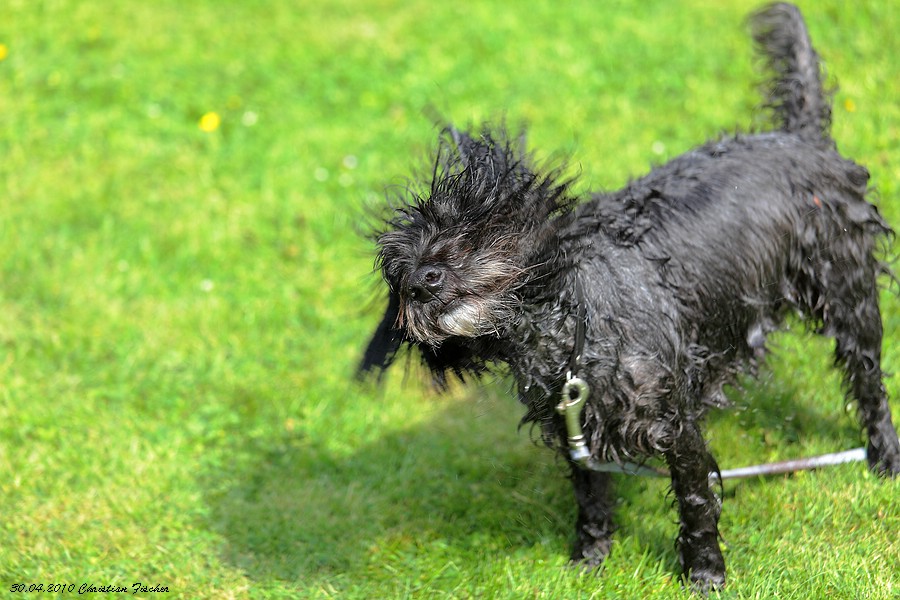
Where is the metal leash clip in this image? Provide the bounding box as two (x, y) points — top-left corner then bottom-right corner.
(556, 374), (591, 465)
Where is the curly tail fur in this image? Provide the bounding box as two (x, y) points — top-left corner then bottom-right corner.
(751, 3), (833, 143)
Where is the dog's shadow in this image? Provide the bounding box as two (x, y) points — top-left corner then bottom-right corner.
(203, 371), (860, 585)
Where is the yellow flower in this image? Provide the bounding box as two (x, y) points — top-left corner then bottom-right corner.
(844, 98), (856, 113)
(0, 44), (8, 61)
(199, 111), (221, 132)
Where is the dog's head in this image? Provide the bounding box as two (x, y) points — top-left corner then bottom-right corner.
(359, 125), (576, 383)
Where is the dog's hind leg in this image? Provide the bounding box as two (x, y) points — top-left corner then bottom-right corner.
(664, 421), (725, 591)
(827, 281), (900, 476)
(569, 465), (616, 567)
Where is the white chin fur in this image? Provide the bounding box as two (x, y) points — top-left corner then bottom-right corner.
(438, 301), (483, 338)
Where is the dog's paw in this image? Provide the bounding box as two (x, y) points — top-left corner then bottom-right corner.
(679, 536), (726, 595)
(867, 438), (900, 478)
(570, 537), (612, 570)
(868, 456), (900, 478)
(686, 568), (726, 595)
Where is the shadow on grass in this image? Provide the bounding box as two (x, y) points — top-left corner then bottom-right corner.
(201, 372), (865, 587)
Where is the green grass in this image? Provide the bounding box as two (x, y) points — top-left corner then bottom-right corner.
(1, 0), (899, 598)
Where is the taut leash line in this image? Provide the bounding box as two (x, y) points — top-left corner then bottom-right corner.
(557, 388), (882, 480)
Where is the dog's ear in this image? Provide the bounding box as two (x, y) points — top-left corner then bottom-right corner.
(446, 124), (504, 169)
(446, 125), (476, 169)
(444, 123), (527, 175)
(357, 291), (404, 380)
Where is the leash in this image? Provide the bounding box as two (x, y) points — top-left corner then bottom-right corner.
(556, 276), (600, 469)
(556, 275), (875, 481)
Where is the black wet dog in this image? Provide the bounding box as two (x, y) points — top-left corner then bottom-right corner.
(360, 3), (900, 590)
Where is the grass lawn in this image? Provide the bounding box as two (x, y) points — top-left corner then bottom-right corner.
(1, 0), (899, 598)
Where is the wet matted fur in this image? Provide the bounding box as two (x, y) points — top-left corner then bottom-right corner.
(360, 3), (900, 591)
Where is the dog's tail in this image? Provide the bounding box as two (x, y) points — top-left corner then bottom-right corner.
(750, 3), (833, 143)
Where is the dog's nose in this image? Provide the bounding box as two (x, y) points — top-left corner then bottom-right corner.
(408, 266), (444, 303)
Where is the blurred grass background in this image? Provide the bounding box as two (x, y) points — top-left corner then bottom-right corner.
(1, 1), (898, 598)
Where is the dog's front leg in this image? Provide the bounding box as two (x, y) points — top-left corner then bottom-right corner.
(664, 422), (725, 591)
(569, 463), (616, 567)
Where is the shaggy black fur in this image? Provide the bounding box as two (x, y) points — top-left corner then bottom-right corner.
(359, 3), (900, 591)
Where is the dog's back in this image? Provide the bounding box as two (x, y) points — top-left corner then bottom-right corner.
(579, 3), (891, 371)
